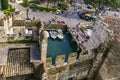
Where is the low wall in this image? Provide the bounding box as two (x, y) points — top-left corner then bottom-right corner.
(46, 58), (52, 69)
(68, 52), (77, 64)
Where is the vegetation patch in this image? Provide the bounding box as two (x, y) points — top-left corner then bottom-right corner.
(0, 19), (4, 26)
(25, 22), (32, 27)
(69, 59), (92, 70)
(56, 55), (65, 60)
(48, 66), (67, 75)
(32, 20), (41, 26)
(3, 8), (15, 15)
(13, 20), (41, 27)
(13, 20), (25, 26)
(8, 39), (35, 44)
(31, 6), (57, 12)
(81, 50), (88, 55)
(48, 24), (68, 30)
(69, 52), (77, 58)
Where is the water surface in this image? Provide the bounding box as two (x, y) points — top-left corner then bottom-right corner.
(47, 32), (78, 64)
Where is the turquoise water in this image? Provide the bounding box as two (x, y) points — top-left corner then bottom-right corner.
(47, 32), (78, 64)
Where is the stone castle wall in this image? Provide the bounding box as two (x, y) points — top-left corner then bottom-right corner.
(45, 51), (93, 80)
(95, 39), (120, 80)
(46, 51), (93, 69)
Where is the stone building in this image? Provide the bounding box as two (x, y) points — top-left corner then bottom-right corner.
(0, 16), (42, 80)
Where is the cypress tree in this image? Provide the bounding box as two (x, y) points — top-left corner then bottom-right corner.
(1, 0), (8, 9)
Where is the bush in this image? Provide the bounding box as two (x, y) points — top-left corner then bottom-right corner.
(59, 0), (69, 10)
(20, 2), (29, 7)
(8, 39), (33, 44)
(31, 6), (57, 12)
(3, 8), (15, 15)
(48, 24), (68, 30)
(25, 22), (32, 27)
(13, 20), (25, 26)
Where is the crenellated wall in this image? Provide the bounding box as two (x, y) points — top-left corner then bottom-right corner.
(68, 52), (78, 64)
(55, 55), (65, 67)
(43, 48), (94, 80)
(47, 58), (92, 80)
(46, 51), (93, 70)
(40, 23), (94, 80)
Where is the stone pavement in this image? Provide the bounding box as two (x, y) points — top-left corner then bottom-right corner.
(10, 2), (84, 27)
(22, 11), (84, 27)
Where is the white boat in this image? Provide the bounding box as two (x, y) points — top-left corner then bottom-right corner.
(57, 29), (64, 39)
(49, 30), (58, 39)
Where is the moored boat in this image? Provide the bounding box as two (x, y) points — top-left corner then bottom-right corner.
(57, 29), (64, 39)
(49, 30), (58, 39)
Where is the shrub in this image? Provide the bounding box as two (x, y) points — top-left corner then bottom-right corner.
(3, 8), (15, 15)
(59, 0), (69, 10)
(13, 20), (25, 26)
(48, 24), (68, 30)
(8, 39), (32, 44)
(25, 22), (32, 27)
(31, 6), (57, 12)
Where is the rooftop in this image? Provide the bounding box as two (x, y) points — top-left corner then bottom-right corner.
(3, 48), (33, 77)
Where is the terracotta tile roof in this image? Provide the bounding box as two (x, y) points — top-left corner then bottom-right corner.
(103, 16), (120, 41)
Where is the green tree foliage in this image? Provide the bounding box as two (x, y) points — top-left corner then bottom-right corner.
(1, 0), (8, 9)
(59, 0), (69, 10)
(84, 0), (120, 14)
(23, 0), (29, 7)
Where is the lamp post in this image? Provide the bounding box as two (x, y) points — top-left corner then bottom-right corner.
(26, 8), (29, 20)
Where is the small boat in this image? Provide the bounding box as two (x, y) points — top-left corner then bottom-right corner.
(49, 30), (58, 39)
(57, 29), (64, 39)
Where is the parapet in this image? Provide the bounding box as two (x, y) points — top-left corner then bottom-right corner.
(55, 55), (65, 67)
(46, 50), (93, 69)
(68, 52), (77, 64)
(46, 57), (52, 69)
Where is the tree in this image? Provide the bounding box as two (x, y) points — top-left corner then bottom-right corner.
(52, 0), (57, 7)
(46, 0), (49, 8)
(59, 0), (69, 10)
(84, 0), (120, 15)
(23, 0), (28, 7)
(1, 0), (8, 9)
